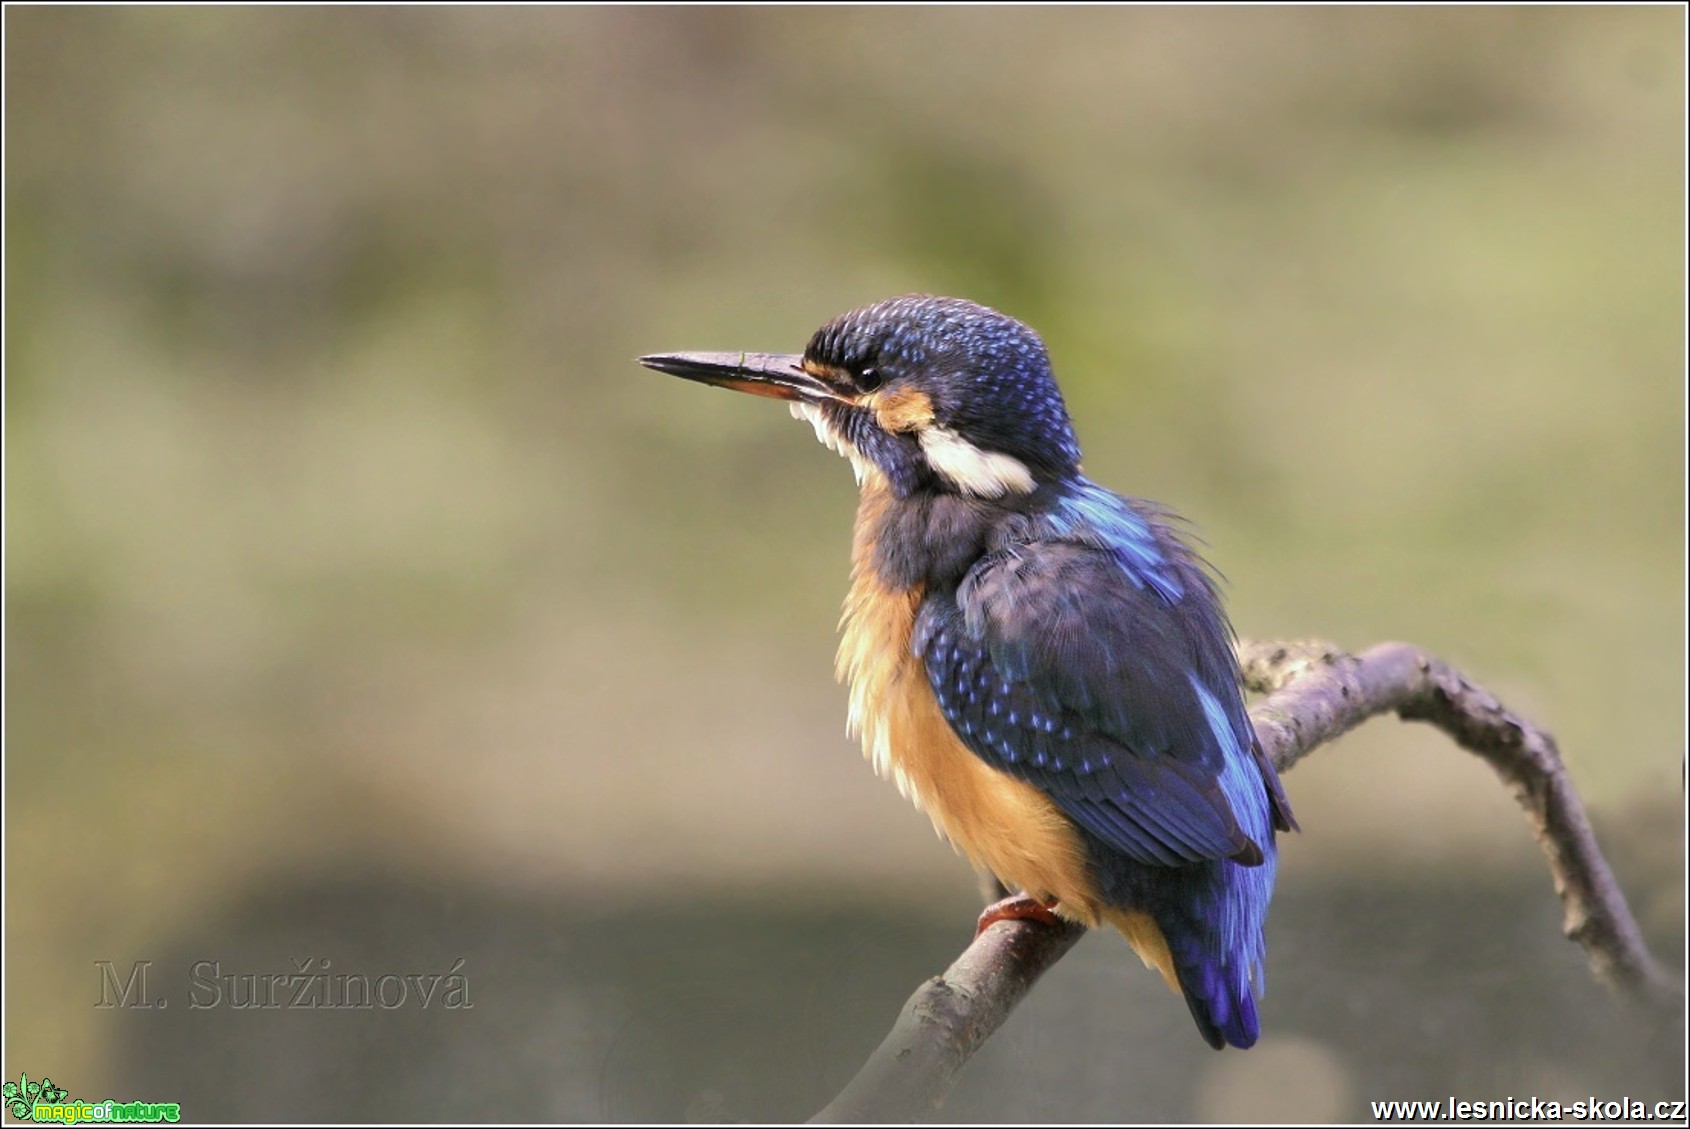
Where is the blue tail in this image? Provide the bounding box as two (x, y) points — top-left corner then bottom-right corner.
(1105, 847), (1275, 1050)
(1160, 847), (1276, 1050)
(1162, 682), (1287, 1049)
(1166, 913), (1262, 1050)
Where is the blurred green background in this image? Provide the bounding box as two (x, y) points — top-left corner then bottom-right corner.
(5, 6), (1684, 1122)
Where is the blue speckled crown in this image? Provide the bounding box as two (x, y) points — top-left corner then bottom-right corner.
(806, 295), (1084, 476)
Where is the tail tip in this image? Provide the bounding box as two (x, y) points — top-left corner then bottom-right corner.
(1183, 961), (1261, 1050)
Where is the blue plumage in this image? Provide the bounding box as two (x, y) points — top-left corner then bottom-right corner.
(640, 294), (1297, 1051)
(911, 480), (1292, 1047)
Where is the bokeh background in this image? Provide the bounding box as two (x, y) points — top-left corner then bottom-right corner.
(5, 6), (1684, 1122)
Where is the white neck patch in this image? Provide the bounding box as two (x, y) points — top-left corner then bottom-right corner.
(918, 426), (1036, 498)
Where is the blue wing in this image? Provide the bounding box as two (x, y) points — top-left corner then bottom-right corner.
(912, 482), (1293, 869)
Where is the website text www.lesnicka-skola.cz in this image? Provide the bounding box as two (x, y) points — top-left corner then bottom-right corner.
(1371, 1097), (1687, 1122)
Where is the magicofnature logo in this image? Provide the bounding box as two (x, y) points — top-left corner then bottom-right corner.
(4, 1072), (180, 1123)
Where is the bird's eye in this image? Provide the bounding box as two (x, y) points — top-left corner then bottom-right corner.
(856, 366), (885, 393)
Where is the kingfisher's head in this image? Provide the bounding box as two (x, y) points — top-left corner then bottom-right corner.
(641, 295), (1082, 498)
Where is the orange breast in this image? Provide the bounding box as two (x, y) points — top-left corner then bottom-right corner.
(835, 480), (1108, 926)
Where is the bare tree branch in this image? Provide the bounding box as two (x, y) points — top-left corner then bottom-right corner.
(811, 638), (1682, 1123)
(810, 911), (1088, 1123)
(1236, 639), (1680, 1011)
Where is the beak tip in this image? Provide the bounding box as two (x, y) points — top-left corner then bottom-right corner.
(636, 353), (689, 378)
(635, 350), (822, 401)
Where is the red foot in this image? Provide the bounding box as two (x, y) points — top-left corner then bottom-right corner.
(976, 892), (1064, 937)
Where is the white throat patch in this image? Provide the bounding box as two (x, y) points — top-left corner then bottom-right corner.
(789, 401), (875, 485)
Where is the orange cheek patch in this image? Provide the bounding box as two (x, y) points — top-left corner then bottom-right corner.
(873, 388), (935, 433)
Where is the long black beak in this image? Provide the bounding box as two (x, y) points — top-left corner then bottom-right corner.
(637, 352), (840, 402)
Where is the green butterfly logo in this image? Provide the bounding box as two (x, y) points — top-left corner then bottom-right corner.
(4, 1072), (70, 1118)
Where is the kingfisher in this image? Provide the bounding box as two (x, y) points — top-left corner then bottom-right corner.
(640, 295), (1296, 1050)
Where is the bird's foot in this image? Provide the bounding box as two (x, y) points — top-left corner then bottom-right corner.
(976, 892), (1064, 937)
